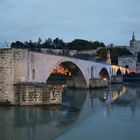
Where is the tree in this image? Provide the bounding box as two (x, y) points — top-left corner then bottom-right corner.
(67, 39), (101, 50)
(38, 37), (42, 44)
(53, 38), (65, 49)
(108, 47), (132, 64)
(100, 42), (106, 47)
(96, 48), (108, 61)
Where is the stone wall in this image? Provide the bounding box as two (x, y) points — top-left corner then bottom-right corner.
(118, 56), (137, 72)
(0, 48), (31, 103)
(14, 83), (62, 105)
(12, 48), (30, 83)
(0, 49), (14, 103)
(0, 47), (63, 105)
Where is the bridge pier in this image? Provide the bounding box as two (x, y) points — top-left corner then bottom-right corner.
(111, 75), (123, 84)
(89, 78), (108, 88)
(14, 83), (62, 105)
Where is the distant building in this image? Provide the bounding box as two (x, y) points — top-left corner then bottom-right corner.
(118, 55), (137, 72)
(118, 32), (140, 73)
(106, 43), (129, 48)
(68, 49), (97, 57)
(76, 49), (97, 56)
(40, 48), (63, 54)
(68, 50), (77, 56)
(129, 32), (140, 53)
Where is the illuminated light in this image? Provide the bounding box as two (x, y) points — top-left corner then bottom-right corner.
(104, 96), (107, 99)
(61, 84), (67, 89)
(103, 78), (107, 80)
(104, 93), (107, 99)
(51, 66), (70, 76)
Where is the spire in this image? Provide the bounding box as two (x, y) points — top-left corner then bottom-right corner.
(132, 32), (135, 40)
(129, 32), (137, 47)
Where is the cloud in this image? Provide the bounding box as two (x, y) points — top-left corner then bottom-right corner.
(0, 0), (140, 45)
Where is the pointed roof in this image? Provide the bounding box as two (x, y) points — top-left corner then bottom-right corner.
(132, 32), (136, 40)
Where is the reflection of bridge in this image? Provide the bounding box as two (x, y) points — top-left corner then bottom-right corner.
(89, 85), (128, 104)
(0, 85), (139, 140)
(0, 48), (129, 103)
(0, 89), (87, 140)
(104, 86), (128, 104)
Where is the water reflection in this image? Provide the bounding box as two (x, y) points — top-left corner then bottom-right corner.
(1, 84), (140, 140)
(89, 84), (139, 119)
(0, 89), (87, 140)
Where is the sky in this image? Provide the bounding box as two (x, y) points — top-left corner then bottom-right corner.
(0, 0), (140, 46)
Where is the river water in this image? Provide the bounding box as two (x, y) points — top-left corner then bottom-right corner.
(0, 83), (140, 140)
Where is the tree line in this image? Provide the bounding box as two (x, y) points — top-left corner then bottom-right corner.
(96, 47), (132, 64)
(11, 37), (105, 51)
(11, 37), (133, 65)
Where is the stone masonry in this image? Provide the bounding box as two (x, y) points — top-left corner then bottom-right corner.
(0, 49), (13, 103)
(0, 48), (128, 105)
(14, 83), (62, 105)
(0, 48), (30, 104)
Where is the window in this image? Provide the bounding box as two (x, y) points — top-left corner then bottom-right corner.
(32, 69), (35, 80)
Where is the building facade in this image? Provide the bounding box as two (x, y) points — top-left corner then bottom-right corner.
(129, 32), (140, 52)
(118, 32), (140, 73)
(118, 55), (137, 73)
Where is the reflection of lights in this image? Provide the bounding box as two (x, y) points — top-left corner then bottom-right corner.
(102, 110), (108, 118)
(122, 86), (128, 93)
(103, 78), (107, 80)
(108, 86), (128, 102)
(104, 93), (107, 99)
(104, 96), (107, 99)
(62, 84), (67, 88)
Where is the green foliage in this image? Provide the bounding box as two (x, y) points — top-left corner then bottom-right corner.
(108, 47), (132, 64)
(11, 38), (105, 51)
(53, 38), (65, 49)
(96, 48), (107, 60)
(96, 47), (132, 64)
(10, 37), (132, 64)
(67, 39), (101, 50)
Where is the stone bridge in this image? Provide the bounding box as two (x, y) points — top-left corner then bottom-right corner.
(0, 48), (129, 103)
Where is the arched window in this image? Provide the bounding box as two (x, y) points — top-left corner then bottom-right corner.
(32, 69), (35, 80)
(91, 67), (93, 78)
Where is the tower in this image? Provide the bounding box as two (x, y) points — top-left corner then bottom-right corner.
(129, 32), (137, 47)
(132, 32), (135, 40)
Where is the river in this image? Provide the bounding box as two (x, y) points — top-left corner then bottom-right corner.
(0, 83), (140, 140)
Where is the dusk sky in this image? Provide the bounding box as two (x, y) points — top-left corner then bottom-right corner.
(0, 0), (140, 46)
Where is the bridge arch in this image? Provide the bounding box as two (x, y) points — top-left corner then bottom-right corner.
(116, 68), (122, 75)
(125, 69), (129, 75)
(123, 68), (130, 75)
(98, 67), (110, 80)
(47, 60), (88, 88)
(112, 65), (127, 75)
